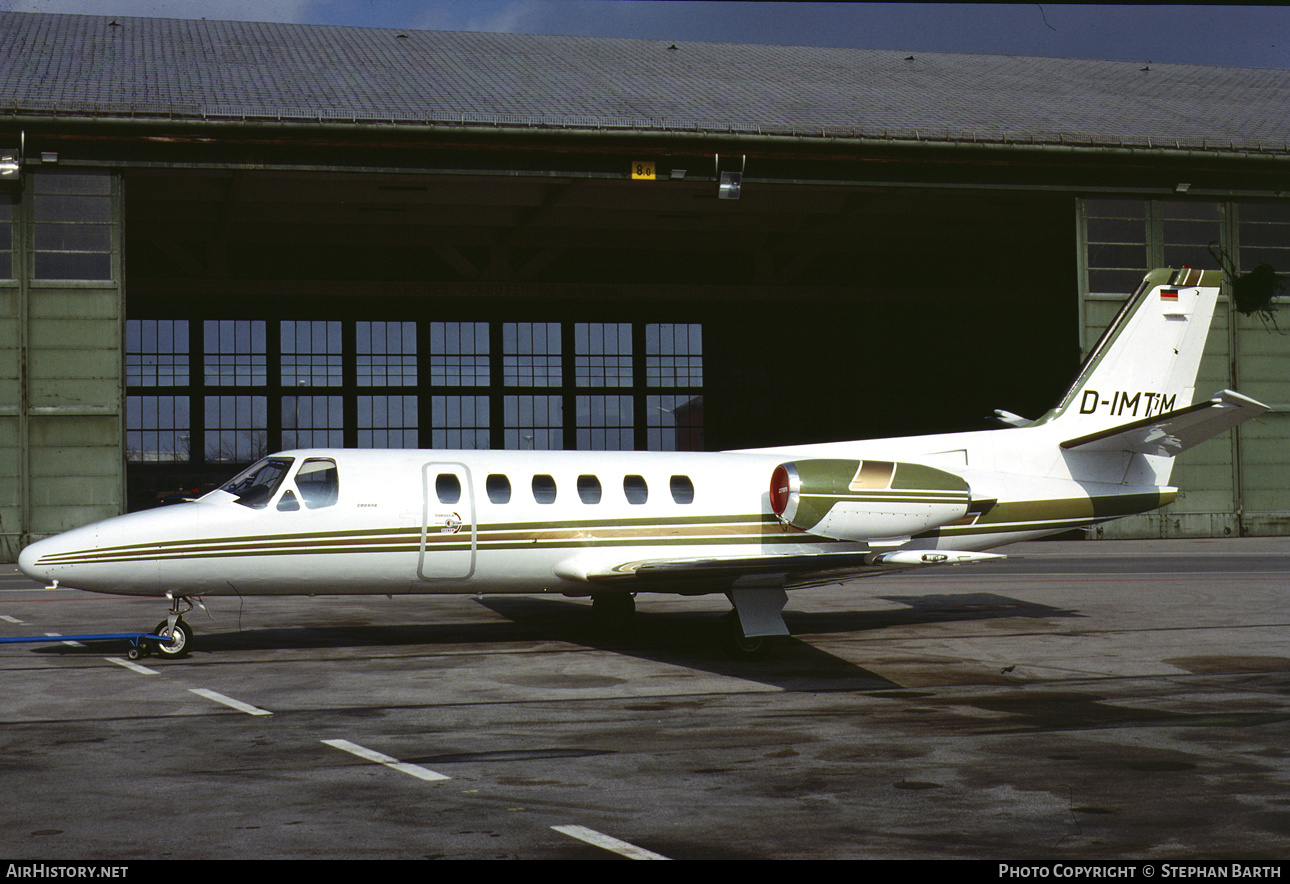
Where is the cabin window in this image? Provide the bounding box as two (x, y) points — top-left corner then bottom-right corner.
(577, 475), (602, 504)
(486, 473), (511, 504)
(276, 490), (300, 512)
(670, 475), (695, 504)
(435, 472), (462, 504)
(623, 474), (648, 505)
(219, 457), (293, 509)
(532, 474), (557, 504)
(297, 459), (339, 508)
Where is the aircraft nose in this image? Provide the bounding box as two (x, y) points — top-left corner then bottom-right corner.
(17, 536), (56, 585)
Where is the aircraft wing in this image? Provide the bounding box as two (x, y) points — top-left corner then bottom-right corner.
(1059, 390), (1268, 457)
(556, 548), (1003, 591)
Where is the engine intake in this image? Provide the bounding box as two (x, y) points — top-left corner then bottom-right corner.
(770, 459), (971, 542)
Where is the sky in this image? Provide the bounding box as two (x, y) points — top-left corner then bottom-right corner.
(1, 1), (1288, 70)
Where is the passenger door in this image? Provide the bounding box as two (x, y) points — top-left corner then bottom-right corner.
(418, 462), (476, 581)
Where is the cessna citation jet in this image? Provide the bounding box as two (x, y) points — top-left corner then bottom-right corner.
(17, 269), (1269, 659)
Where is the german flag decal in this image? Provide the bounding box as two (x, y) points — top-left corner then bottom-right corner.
(1160, 288), (1179, 300)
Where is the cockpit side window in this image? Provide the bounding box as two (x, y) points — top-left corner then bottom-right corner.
(296, 458), (339, 508)
(220, 457), (295, 509)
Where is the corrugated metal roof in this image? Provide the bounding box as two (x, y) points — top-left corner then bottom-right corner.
(1, 11), (1288, 154)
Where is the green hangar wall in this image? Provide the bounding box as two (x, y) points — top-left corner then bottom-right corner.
(2, 170), (124, 559)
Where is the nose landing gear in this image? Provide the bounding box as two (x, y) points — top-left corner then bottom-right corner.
(149, 595), (196, 659)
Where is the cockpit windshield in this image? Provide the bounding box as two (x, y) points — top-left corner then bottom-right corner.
(218, 457), (295, 509)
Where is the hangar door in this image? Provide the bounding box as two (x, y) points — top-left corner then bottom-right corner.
(122, 169), (1076, 513)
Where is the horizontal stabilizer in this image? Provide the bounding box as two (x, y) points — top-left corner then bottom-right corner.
(991, 409), (1033, 428)
(1060, 390), (1268, 457)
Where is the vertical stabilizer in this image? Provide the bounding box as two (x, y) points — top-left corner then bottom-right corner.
(1044, 268), (1221, 435)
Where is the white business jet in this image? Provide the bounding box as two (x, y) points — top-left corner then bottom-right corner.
(17, 269), (1268, 658)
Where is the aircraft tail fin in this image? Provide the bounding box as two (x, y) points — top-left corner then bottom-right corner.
(1042, 268), (1222, 434)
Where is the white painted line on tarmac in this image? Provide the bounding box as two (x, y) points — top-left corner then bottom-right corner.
(1, 615), (22, 623)
(321, 738), (450, 782)
(106, 656), (159, 675)
(189, 687), (272, 716)
(45, 632), (85, 647)
(551, 825), (671, 860)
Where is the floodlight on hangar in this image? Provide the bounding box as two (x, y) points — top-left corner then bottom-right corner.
(714, 154), (746, 200)
(0, 150), (18, 184)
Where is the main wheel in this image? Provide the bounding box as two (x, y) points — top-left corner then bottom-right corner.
(151, 618), (192, 659)
(722, 610), (776, 660)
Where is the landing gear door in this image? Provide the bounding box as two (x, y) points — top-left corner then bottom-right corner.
(418, 462), (476, 582)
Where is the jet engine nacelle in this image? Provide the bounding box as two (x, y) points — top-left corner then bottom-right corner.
(769, 458), (971, 542)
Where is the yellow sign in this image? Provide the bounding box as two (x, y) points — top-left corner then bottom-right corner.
(631, 161), (655, 180)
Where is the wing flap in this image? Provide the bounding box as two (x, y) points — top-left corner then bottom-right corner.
(1059, 390), (1268, 456)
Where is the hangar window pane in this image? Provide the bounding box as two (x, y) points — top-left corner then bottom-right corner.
(126, 319), (189, 386)
(576, 394), (633, 450)
(1086, 199), (1147, 296)
(430, 321), (489, 386)
(205, 396), (268, 463)
(31, 172), (113, 281)
(358, 395), (418, 448)
(504, 395), (562, 450)
(1162, 202), (1223, 271)
(125, 395), (190, 463)
(504, 322), (561, 386)
(205, 320), (267, 386)
(431, 395), (489, 449)
(646, 323), (702, 386)
(357, 321), (417, 386)
(282, 395), (343, 448)
(575, 322), (632, 387)
(282, 321), (343, 387)
(1239, 203), (1290, 273)
(647, 395), (704, 451)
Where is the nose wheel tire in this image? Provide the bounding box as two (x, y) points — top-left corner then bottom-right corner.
(151, 618), (192, 658)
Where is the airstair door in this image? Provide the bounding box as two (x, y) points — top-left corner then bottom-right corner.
(417, 462), (476, 582)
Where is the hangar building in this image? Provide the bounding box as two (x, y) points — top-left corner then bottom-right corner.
(1, 11), (1288, 559)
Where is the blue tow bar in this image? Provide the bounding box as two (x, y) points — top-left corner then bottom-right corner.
(0, 632), (173, 659)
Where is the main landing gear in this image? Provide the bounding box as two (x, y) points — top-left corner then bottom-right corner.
(723, 586), (791, 660)
(145, 594), (196, 659)
(591, 590), (636, 631)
